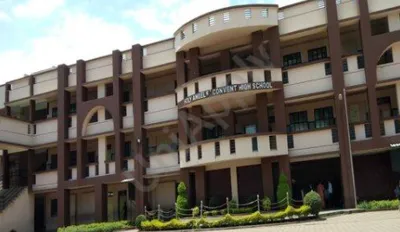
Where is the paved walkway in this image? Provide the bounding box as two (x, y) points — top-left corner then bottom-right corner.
(125, 210), (400, 231)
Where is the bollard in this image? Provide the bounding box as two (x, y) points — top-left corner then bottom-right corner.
(144, 206), (147, 215)
(200, 201), (203, 218)
(257, 194), (260, 212)
(286, 192), (290, 207)
(226, 197), (229, 215)
(175, 203), (178, 219)
(158, 204), (161, 220)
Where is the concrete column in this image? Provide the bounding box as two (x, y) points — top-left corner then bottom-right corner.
(95, 184), (107, 222)
(256, 93), (269, 132)
(188, 47), (200, 81)
(97, 83), (106, 98)
(29, 99), (35, 122)
(261, 157), (274, 199)
(220, 49), (231, 71)
(251, 30), (264, 65)
(27, 149), (34, 191)
(57, 188), (70, 227)
(98, 108), (106, 121)
(2, 150), (9, 189)
(230, 166), (238, 202)
(98, 136), (107, 176)
(195, 167), (206, 205)
(178, 109), (189, 146)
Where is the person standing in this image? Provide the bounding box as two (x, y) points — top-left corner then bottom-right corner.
(317, 182), (326, 209)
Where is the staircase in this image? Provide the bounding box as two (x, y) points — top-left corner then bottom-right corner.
(0, 186), (25, 212)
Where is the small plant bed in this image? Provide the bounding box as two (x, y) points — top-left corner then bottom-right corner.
(139, 205), (313, 231)
(357, 199), (399, 211)
(57, 221), (134, 232)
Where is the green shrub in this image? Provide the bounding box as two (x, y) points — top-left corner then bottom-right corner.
(57, 221), (132, 232)
(262, 196), (271, 211)
(135, 214), (146, 229)
(192, 206), (199, 217)
(211, 210), (219, 216)
(230, 207), (254, 215)
(176, 182), (188, 217)
(229, 199), (238, 209)
(303, 190), (322, 216)
(220, 209), (227, 215)
(357, 200), (399, 211)
(276, 173), (291, 207)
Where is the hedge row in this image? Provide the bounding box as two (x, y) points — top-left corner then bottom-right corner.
(357, 199), (399, 211)
(57, 221), (133, 232)
(140, 205), (311, 231)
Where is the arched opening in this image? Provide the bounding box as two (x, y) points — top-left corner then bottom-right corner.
(81, 106), (114, 137)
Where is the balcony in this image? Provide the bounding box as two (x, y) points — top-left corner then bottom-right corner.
(174, 5), (278, 52)
(367, 0), (400, 13)
(33, 119), (57, 145)
(123, 103), (134, 129)
(85, 119), (114, 136)
(143, 40), (175, 69)
(33, 170), (57, 191)
(344, 55), (366, 87)
(85, 56), (113, 83)
(147, 152), (180, 175)
(179, 133), (288, 168)
(382, 118), (400, 137)
(145, 94), (177, 125)
(33, 69), (58, 95)
(348, 122), (372, 141)
(288, 127), (339, 157)
(0, 116), (31, 146)
(9, 78), (30, 102)
(176, 68), (282, 108)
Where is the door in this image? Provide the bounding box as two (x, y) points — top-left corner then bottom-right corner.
(34, 196), (46, 232)
(118, 190), (127, 220)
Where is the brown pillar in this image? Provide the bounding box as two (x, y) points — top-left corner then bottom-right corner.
(29, 75), (34, 96)
(57, 188), (70, 227)
(278, 156), (291, 188)
(27, 149), (34, 191)
(188, 47), (200, 81)
(176, 51), (186, 86)
(273, 89), (286, 133)
(326, 0), (356, 208)
(178, 109), (189, 146)
(112, 50), (124, 174)
(256, 93), (269, 132)
(265, 26), (281, 68)
(220, 49), (231, 71)
(132, 44), (147, 215)
(195, 167), (206, 205)
(252, 30), (265, 65)
(28, 99), (35, 122)
(5, 83), (10, 104)
(180, 168), (191, 206)
(224, 111), (236, 136)
(2, 150), (9, 189)
(76, 60), (87, 181)
(95, 184), (107, 222)
(261, 157), (274, 199)
(57, 64), (70, 185)
(190, 106), (203, 143)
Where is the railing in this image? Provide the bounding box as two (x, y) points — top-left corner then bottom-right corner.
(147, 143), (178, 156)
(287, 119), (336, 133)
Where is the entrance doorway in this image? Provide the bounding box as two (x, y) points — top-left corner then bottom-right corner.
(34, 196), (46, 232)
(118, 190), (127, 220)
(291, 157), (343, 209)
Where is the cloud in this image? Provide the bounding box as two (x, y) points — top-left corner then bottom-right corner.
(12, 0), (64, 18)
(0, 11), (11, 22)
(124, 0), (231, 36)
(0, 11), (151, 83)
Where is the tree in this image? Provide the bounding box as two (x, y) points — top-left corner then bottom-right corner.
(176, 182), (189, 217)
(276, 173), (291, 207)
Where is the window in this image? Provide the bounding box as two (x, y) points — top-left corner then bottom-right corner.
(336, 0), (341, 4)
(288, 111), (308, 132)
(123, 91), (130, 102)
(122, 106), (127, 117)
(278, 12), (284, 20)
(264, 70), (271, 82)
(69, 151), (77, 166)
(68, 117), (72, 127)
(247, 71), (253, 83)
(52, 107), (58, 118)
(252, 137), (258, 151)
(124, 141), (131, 157)
(317, 0), (325, 9)
(195, 82), (199, 93)
(349, 125), (356, 140)
(226, 74), (232, 85)
(261, 9), (268, 18)
(371, 17), (389, 36)
(269, 136), (277, 150)
(223, 12), (230, 23)
(365, 123), (372, 138)
(331, 128), (339, 143)
(282, 71), (288, 84)
(208, 16), (215, 26)
(229, 140), (235, 154)
(89, 113), (98, 123)
(215, 142), (220, 156)
(283, 52), (302, 67)
(105, 110), (112, 120)
(314, 106), (334, 129)
(50, 155), (57, 169)
(183, 87), (188, 98)
(325, 63), (331, 75)
(203, 125), (224, 140)
(211, 77), (216, 89)
(122, 160), (128, 170)
(245, 125), (257, 134)
(50, 199), (57, 217)
(308, 46), (327, 62)
(378, 48), (393, 65)
(244, 9), (251, 19)
(88, 151), (96, 163)
(377, 96), (392, 119)
(192, 23), (198, 33)
(395, 120), (400, 134)
(144, 100), (148, 112)
(180, 31), (186, 40)
(185, 149), (190, 162)
(105, 83), (113, 96)
(69, 103), (76, 114)
(357, 55), (364, 69)
(198, 145), (202, 159)
(287, 135), (294, 149)
(342, 59), (348, 72)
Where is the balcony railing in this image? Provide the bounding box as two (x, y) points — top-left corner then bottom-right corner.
(147, 143), (178, 156)
(287, 119), (336, 133)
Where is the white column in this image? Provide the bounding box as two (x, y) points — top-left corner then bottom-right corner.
(98, 136), (107, 175)
(396, 82), (400, 111)
(230, 166), (238, 202)
(97, 84), (106, 98)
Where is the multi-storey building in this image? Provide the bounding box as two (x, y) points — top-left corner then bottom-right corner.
(1, 0), (400, 231)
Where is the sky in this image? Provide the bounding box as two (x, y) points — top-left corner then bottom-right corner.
(0, 0), (300, 83)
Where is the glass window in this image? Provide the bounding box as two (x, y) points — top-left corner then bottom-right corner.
(371, 17), (389, 36)
(308, 46), (327, 62)
(378, 48), (393, 65)
(314, 106), (334, 129)
(245, 125), (257, 134)
(283, 52), (302, 67)
(244, 9), (251, 19)
(261, 9), (268, 18)
(223, 12), (230, 23)
(289, 111), (308, 132)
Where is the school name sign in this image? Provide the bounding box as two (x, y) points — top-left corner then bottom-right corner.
(182, 82), (273, 105)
